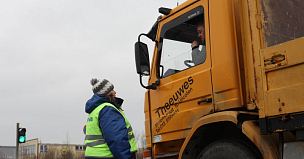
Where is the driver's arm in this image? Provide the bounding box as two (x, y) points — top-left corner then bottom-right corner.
(191, 40), (206, 65)
(191, 40), (199, 49)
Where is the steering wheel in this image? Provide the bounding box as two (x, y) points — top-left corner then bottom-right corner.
(184, 60), (194, 68)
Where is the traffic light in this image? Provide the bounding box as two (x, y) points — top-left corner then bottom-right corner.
(18, 128), (26, 143)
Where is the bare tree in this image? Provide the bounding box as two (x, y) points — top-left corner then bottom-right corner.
(135, 131), (146, 148)
(135, 131), (146, 159)
(63, 132), (71, 144)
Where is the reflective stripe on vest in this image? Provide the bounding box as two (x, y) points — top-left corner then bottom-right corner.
(85, 140), (106, 147)
(85, 102), (138, 158)
(85, 126), (135, 143)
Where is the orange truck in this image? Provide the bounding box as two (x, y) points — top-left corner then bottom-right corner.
(134, 0), (304, 158)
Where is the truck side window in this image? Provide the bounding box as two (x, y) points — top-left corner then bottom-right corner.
(158, 7), (205, 78)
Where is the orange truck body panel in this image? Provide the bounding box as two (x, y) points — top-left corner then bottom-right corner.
(138, 0), (304, 158)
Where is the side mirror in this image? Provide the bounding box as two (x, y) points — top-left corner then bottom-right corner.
(135, 42), (150, 76)
(135, 34), (159, 90)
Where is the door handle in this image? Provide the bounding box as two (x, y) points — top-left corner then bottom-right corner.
(198, 98), (212, 105)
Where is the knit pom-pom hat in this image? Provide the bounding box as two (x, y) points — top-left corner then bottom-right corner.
(91, 78), (114, 95)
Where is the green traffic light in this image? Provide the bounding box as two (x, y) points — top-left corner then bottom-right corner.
(19, 136), (26, 143)
(18, 128), (26, 143)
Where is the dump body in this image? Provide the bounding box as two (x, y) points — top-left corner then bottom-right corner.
(257, 0), (304, 134)
(136, 0), (304, 158)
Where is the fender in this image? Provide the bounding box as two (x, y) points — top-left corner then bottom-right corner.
(178, 111), (278, 159)
(242, 121), (279, 159)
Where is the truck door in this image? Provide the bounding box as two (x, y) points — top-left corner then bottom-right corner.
(149, 2), (212, 143)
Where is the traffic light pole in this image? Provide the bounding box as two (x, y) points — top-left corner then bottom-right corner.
(16, 123), (19, 159)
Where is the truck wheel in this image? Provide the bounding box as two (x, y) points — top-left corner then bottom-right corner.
(196, 139), (262, 159)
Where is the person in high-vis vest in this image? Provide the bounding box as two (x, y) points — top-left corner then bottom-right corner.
(85, 78), (138, 159)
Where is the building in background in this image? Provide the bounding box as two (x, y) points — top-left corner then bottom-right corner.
(18, 138), (85, 159)
(0, 146), (16, 159)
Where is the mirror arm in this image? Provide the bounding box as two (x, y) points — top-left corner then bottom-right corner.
(138, 34), (149, 42)
(139, 75), (159, 90)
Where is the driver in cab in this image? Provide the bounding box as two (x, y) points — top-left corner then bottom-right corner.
(191, 22), (206, 65)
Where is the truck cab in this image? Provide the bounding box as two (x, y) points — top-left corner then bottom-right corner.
(135, 0), (304, 158)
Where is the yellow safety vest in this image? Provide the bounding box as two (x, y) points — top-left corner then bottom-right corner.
(85, 102), (137, 158)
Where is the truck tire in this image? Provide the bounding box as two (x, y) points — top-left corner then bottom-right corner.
(196, 139), (262, 159)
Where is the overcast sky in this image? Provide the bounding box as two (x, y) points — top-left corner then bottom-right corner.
(0, 0), (187, 146)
